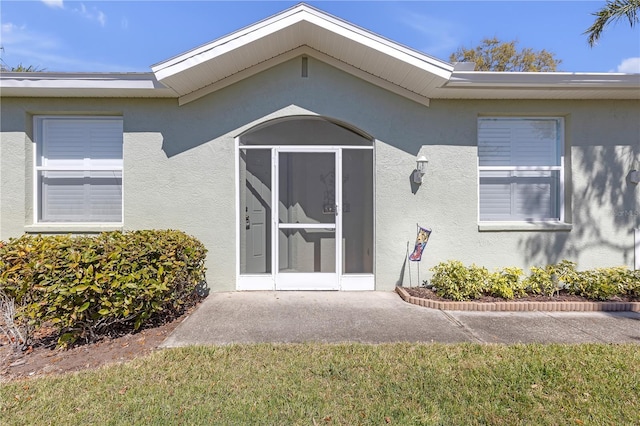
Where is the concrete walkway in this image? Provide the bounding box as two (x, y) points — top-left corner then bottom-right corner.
(161, 291), (640, 347)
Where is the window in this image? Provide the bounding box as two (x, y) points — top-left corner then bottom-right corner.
(478, 118), (563, 222)
(35, 117), (123, 223)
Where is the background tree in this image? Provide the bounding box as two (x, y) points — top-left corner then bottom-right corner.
(0, 47), (46, 72)
(585, 0), (639, 46)
(7, 63), (46, 72)
(450, 37), (561, 72)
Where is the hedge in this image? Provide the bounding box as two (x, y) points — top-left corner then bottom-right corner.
(0, 230), (207, 346)
(429, 260), (640, 302)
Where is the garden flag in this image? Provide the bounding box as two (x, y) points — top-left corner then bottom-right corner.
(409, 225), (431, 261)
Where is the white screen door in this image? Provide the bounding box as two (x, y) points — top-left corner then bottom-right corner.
(275, 149), (340, 290)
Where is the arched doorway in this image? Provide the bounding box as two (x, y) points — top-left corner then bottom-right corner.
(236, 116), (374, 290)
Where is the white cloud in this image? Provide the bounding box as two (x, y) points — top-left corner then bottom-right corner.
(41, 0), (64, 9)
(1, 22), (58, 50)
(1, 22), (61, 70)
(121, 17), (129, 30)
(73, 2), (107, 27)
(0, 21), (132, 71)
(616, 57), (640, 73)
(2, 22), (26, 34)
(395, 11), (459, 59)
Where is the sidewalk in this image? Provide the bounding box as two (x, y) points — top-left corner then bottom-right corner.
(161, 291), (640, 347)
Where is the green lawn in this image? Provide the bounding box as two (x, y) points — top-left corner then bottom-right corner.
(2, 343), (638, 425)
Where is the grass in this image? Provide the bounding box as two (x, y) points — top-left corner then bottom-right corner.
(2, 343), (639, 425)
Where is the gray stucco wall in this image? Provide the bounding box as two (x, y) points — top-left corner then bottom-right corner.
(1, 56), (639, 290)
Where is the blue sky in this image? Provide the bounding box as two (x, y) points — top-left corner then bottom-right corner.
(1, 1), (639, 73)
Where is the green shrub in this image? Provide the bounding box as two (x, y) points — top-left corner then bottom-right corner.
(567, 267), (630, 301)
(524, 260), (577, 297)
(551, 260), (580, 288)
(0, 230), (207, 346)
(625, 270), (640, 299)
(429, 259), (638, 302)
(488, 267), (526, 300)
(430, 260), (489, 301)
(524, 266), (556, 296)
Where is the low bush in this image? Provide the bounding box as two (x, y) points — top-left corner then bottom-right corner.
(489, 267), (526, 300)
(524, 260), (578, 297)
(0, 230), (207, 346)
(553, 260), (580, 285)
(567, 266), (632, 301)
(524, 265), (557, 296)
(430, 260), (489, 301)
(428, 260), (639, 302)
(626, 271), (640, 298)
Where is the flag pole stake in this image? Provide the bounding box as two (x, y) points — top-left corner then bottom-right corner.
(406, 241), (412, 287)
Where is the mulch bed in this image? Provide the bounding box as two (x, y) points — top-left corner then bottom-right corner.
(0, 308), (194, 382)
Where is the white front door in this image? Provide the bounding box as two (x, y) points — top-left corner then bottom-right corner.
(244, 149), (270, 274)
(275, 149), (340, 290)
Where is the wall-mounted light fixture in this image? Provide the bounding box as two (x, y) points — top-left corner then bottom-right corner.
(412, 155), (428, 184)
(629, 170), (640, 185)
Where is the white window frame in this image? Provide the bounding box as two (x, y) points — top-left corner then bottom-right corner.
(33, 116), (124, 226)
(477, 117), (565, 226)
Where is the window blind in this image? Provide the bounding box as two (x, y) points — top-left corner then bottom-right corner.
(478, 118), (562, 221)
(37, 117), (123, 223)
(478, 119), (560, 167)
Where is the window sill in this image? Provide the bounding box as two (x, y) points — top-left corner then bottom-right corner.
(478, 222), (572, 232)
(25, 224), (124, 234)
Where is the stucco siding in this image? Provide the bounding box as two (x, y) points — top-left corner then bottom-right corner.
(1, 56), (638, 291)
(398, 99), (640, 286)
(0, 131), (28, 241)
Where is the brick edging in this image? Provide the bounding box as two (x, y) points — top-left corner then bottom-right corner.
(395, 286), (640, 312)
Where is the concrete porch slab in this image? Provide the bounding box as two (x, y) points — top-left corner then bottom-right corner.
(161, 291), (640, 347)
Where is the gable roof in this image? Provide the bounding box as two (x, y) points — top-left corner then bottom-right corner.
(1, 3), (639, 103)
(151, 3), (453, 105)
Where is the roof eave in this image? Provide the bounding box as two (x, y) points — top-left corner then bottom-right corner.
(447, 71), (640, 89)
(0, 72), (178, 98)
(428, 71), (640, 99)
(447, 71), (640, 88)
